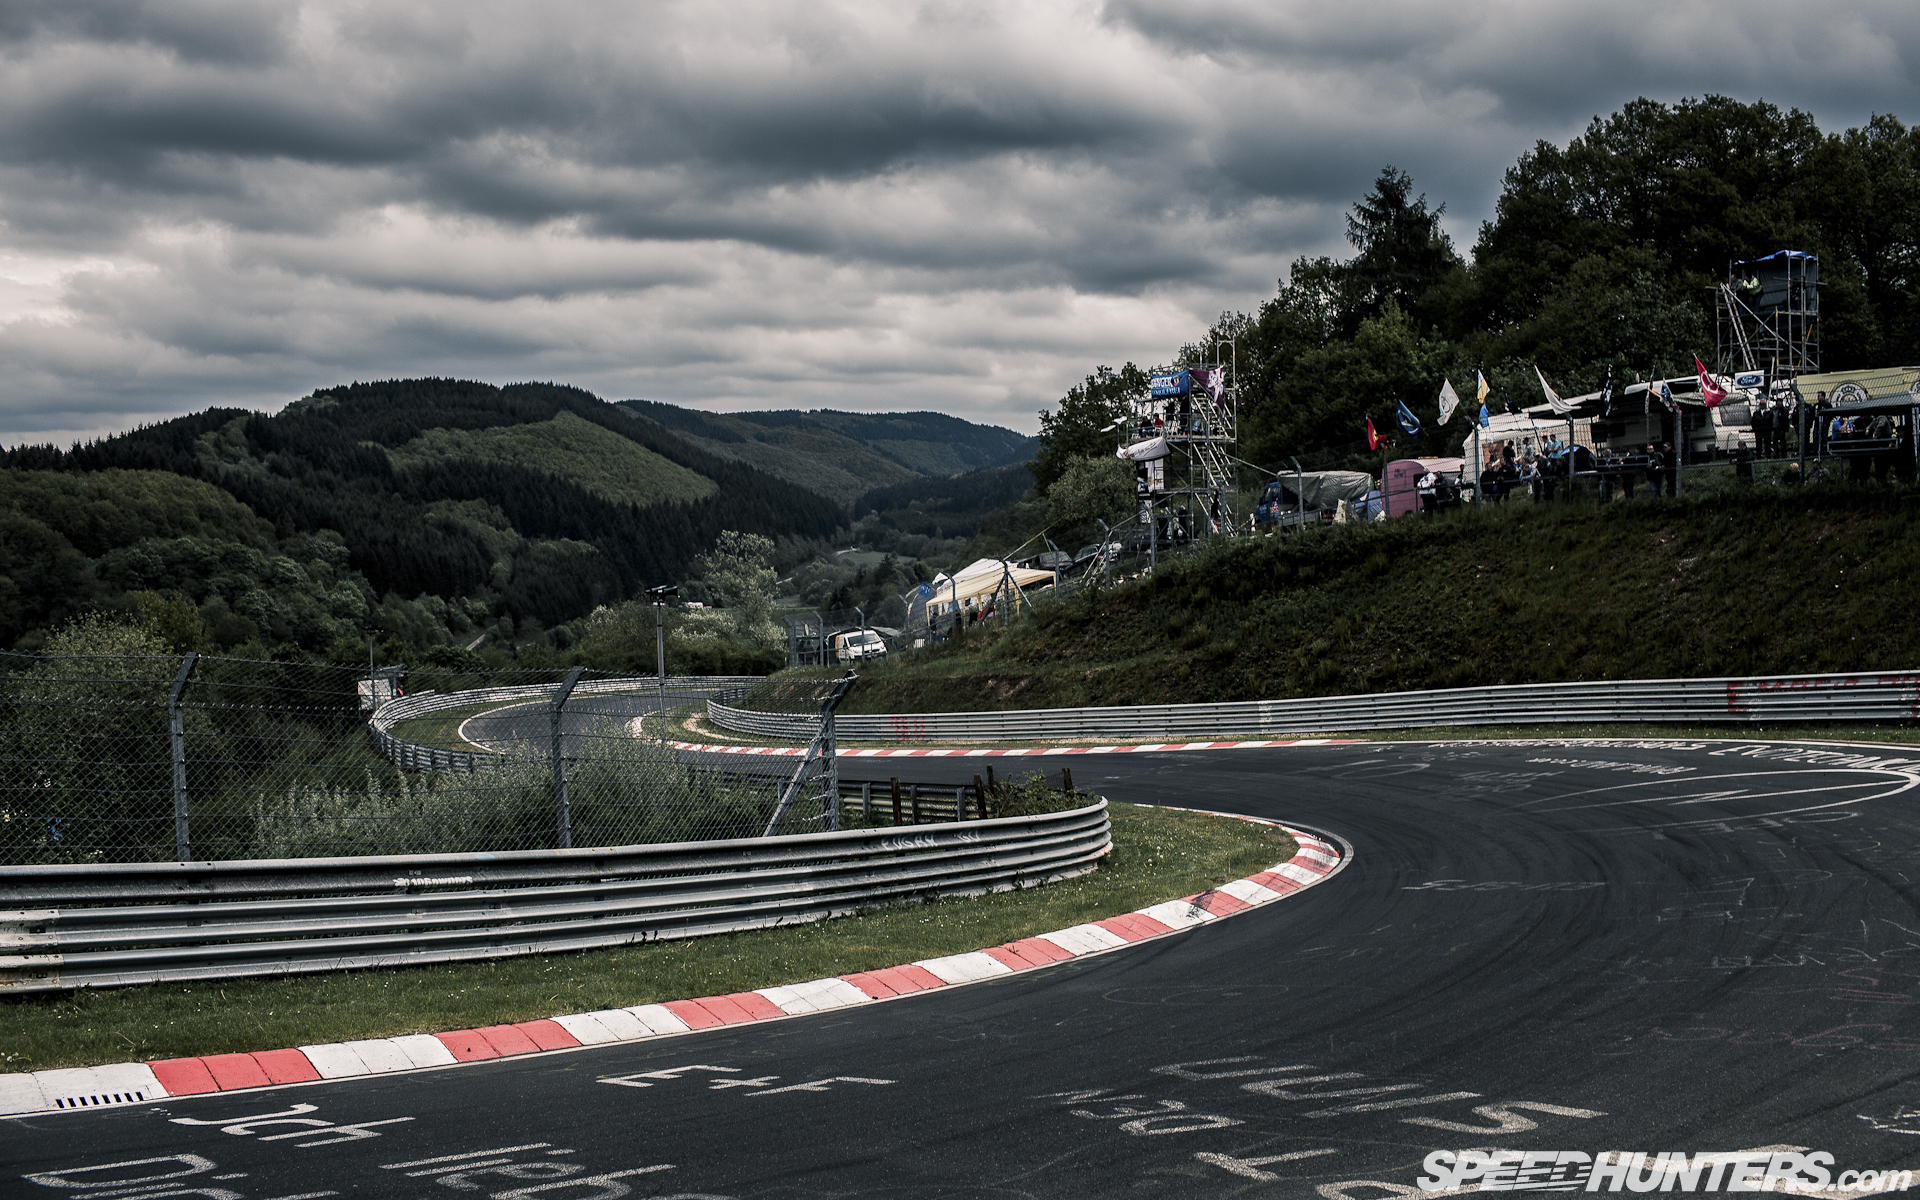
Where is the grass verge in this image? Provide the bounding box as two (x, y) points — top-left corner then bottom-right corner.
(819, 485), (1920, 715)
(0, 802), (1294, 1073)
(384, 702), (504, 752)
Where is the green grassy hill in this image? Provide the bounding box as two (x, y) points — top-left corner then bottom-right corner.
(831, 486), (1920, 714)
(622, 402), (1036, 507)
(389, 410), (717, 507)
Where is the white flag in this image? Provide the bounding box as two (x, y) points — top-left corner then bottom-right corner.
(1535, 364), (1573, 415)
(1438, 379), (1461, 424)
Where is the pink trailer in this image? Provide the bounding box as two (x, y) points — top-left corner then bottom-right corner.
(1384, 457), (1466, 517)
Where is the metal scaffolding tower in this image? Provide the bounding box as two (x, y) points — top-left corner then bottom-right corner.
(1717, 251), (1819, 376)
(1116, 342), (1239, 549)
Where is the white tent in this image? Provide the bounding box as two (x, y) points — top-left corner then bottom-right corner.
(927, 558), (1058, 613)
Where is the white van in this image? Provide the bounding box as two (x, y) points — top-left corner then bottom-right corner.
(832, 629), (887, 663)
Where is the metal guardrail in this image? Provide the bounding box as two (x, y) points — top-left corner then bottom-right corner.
(708, 671), (1920, 743)
(369, 675), (765, 771)
(0, 800), (1111, 993)
(695, 770), (1039, 823)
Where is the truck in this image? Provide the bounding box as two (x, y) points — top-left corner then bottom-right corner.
(1252, 470), (1375, 531)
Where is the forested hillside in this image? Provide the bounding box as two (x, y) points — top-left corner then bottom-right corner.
(623, 402), (1035, 506)
(0, 380), (1038, 658)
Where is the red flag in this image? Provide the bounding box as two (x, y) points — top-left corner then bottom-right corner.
(1366, 416), (1383, 450)
(1694, 355), (1726, 408)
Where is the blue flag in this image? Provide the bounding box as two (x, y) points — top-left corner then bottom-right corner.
(1396, 399), (1422, 437)
(1478, 403), (1490, 428)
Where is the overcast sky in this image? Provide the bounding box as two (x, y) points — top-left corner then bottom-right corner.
(1, 1), (1916, 446)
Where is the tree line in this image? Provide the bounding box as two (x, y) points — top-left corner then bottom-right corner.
(1035, 96), (1920, 484)
(0, 380), (848, 647)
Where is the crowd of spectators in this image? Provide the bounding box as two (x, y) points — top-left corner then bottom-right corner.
(1467, 438), (1681, 504)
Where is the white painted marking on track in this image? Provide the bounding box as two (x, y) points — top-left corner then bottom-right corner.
(596, 1064), (738, 1088)
(747, 1077), (895, 1095)
(382, 1145), (553, 1170)
(1196, 1147), (1340, 1181)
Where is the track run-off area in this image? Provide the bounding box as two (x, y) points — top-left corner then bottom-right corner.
(11, 735), (1920, 1197)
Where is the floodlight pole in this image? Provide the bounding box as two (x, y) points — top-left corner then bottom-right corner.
(647, 584), (678, 749)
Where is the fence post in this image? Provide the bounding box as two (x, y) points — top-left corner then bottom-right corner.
(552, 666), (585, 849)
(823, 702), (839, 832)
(168, 652), (199, 861)
(763, 671), (858, 837)
(972, 774), (987, 822)
(861, 782), (871, 819)
(890, 777), (903, 826)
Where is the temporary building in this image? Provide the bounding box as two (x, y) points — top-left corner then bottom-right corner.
(1383, 457), (1466, 517)
(1253, 469), (1374, 530)
(927, 558), (1058, 615)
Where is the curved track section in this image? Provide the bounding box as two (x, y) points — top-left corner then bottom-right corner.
(11, 737), (1920, 1197)
(457, 687), (711, 752)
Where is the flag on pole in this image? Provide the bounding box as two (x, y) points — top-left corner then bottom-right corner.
(1476, 370), (1491, 406)
(1439, 378), (1461, 424)
(1396, 399), (1422, 437)
(1477, 402), (1490, 428)
(1659, 381), (1675, 410)
(1366, 416), (1383, 450)
(1191, 366), (1225, 404)
(1535, 365), (1573, 415)
(1598, 365), (1615, 418)
(1695, 355), (1726, 407)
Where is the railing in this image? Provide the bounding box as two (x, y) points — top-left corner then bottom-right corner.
(368, 675), (764, 772)
(693, 770), (1061, 823)
(708, 671), (1920, 743)
(0, 800), (1112, 993)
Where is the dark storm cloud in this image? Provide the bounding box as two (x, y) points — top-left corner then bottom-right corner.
(1, 0), (1916, 446)
(0, 0), (295, 66)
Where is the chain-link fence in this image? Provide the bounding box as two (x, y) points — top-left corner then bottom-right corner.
(0, 652), (838, 866)
(714, 673), (859, 837)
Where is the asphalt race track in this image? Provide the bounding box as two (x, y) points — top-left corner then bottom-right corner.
(11, 736), (1920, 1197)
(456, 688), (709, 753)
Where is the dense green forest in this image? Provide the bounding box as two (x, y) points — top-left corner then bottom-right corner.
(1035, 97), (1920, 487)
(0, 380), (1032, 661)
